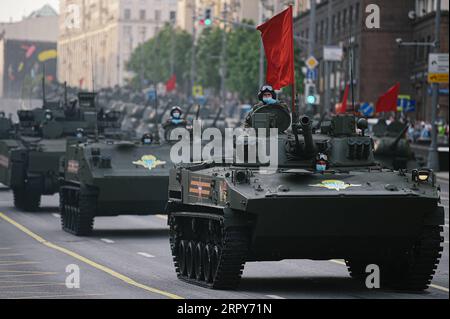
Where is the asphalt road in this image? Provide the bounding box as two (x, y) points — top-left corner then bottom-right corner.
(0, 179), (448, 300)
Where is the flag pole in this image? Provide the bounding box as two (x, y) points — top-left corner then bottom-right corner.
(290, 6), (296, 120)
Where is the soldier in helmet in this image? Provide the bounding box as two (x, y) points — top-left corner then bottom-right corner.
(245, 85), (290, 128)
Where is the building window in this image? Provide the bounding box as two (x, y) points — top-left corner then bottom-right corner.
(139, 26), (147, 42)
(140, 10), (146, 20)
(170, 11), (176, 23)
(349, 5), (353, 25)
(124, 8), (131, 20)
(337, 12), (341, 33)
(155, 10), (161, 22)
(343, 9), (347, 31)
(355, 3), (360, 24)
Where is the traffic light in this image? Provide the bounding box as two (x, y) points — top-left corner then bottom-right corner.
(305, 83), (319, 105)
(204, 8), (212, 26)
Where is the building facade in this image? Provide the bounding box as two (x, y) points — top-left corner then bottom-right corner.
(58, 0), (177, 90)
(295, 0), (449, 122)
(0, 5), (59, 98)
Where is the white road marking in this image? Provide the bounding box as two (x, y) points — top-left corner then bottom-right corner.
(444, 224), (449, 229)
(266, 295), (286, 299)
(52, 213), (60, 218)
(100, 239), (115, 244)
(137, 252), (155, 258)
(156, 215), (168, 221)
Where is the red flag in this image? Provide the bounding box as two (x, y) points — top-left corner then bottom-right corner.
(376, 83), (400, 113)
(165, 74), (177, 92)
(257, 6), (295, 90)
(336, 84), (350, 114)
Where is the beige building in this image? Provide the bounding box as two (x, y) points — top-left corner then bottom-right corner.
(58, 0), (177, 90)
(176, 0), (303, 34)
(176, 0), (259, 33)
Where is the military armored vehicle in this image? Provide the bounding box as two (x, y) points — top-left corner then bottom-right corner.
(371, 119), (417, 170)
(166, 106), (444, 291)
(59, 103), (188, 236)
(0, 91), (98, 211)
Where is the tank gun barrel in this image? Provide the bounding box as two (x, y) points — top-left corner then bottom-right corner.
(390, 124), (409, 151)
(300, 116), (316, 158)
(212, 107), (223, 128)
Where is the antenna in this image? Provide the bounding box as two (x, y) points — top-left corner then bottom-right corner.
(64, 81), (68, 107)
(90, 45), (95, 92)
(42, 63), (46, 108)
(349, 21), (356, 113)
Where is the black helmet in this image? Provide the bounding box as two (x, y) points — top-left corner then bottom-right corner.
(258, 85), (277, 101)
(141, 133), (154, 145)
(170, 106), (183, 117)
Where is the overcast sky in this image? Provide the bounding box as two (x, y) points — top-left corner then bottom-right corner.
(0, 0), (60, 23)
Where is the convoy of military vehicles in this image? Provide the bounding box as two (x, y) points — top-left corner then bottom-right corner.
(0, 72), (445, 293)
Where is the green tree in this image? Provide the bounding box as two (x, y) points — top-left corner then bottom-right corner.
(195, 26), (224, 93)
(127, 24), (193, 91)
(226, 21), (260, 103)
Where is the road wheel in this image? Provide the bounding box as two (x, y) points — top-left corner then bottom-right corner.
(13, 180), (41, 212)
(178, 240), (188, 276)
(381, 226), (443, 291)
(195, 242), (204, 281)
(186, 241), (196, 279)
(203, 244), (213, 283)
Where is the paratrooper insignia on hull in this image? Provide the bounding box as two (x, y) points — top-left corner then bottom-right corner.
(133, 155), (166, 171)
(310, 180), (362, 191)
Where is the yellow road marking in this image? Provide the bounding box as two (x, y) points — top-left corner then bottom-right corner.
(10, 293), (105, 299)
(0, 212), (183, 300)
(0, 273), (57, 278)
(0, 270), (56, 274)
(429, 284), (449, 293)
(0, 254), (24, 257)
(0, 283), (67, 289)
(0, 280), (62, 284)
(330, 259), (346, 266)
(0, 262), (40, 266)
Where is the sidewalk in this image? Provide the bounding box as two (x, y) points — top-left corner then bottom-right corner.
(437, 172), (449, 181)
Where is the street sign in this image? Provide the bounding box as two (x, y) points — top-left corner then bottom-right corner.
(192, 85), (204, 98)
(428, 53), (449, 83)
(397, 95), (416, 113)
(359, 103), (375, 117)
(306, 69), (318, 81)
(323, 46), (343, 62)
(428, 73), (449, 83)
(305, 56), (319, 70)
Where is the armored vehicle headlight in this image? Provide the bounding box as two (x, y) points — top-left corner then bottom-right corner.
(412, 169), (433, 183)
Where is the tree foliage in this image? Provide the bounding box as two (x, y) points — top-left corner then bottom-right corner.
(127, 24), (193, 91)
(127, 21), (304, 102)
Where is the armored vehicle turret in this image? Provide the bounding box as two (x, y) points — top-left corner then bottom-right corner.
(59, 105), (189, 236)
(372, 120), (417, 170)
(166, 105), (444, 291)
(0, 91), (99, 211)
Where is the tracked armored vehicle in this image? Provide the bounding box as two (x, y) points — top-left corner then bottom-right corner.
(59, 107), (187, 236)
(166, 106), (444, 291)
(372, 120), (417, 170)
(0, 92), (98, 211)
